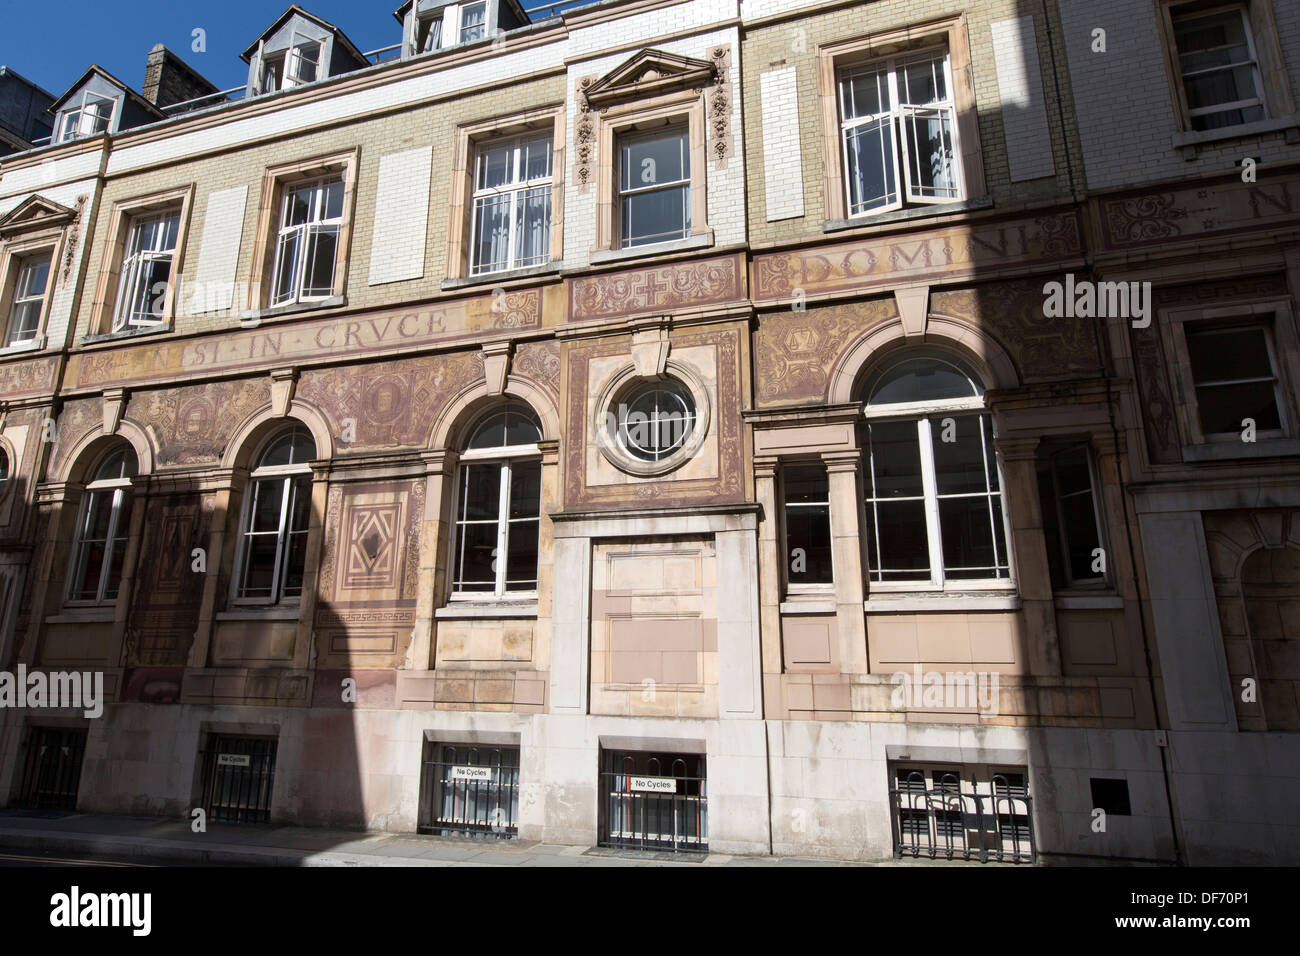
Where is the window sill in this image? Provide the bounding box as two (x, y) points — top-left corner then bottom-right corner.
(48, 608), (116, 624)
(441, 263), (560, 291)
(240, 295), (345, 326)
(1054, 594), (1123, 610)
(1172, 114), (1300, 156)
(589, 233), (713, 266)
(865, 593), (1020, 612)
(436, 602), (538, 619)
(0, 336), (43, 357)
(780, 600), (836, 615)
(81, 324), (171, 347)
(216, 606), (302, 622)
(1181, 438), (1300, 462)
(824, 196), (993, 233)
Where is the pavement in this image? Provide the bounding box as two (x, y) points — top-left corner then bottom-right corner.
(0, 810), (927, 867)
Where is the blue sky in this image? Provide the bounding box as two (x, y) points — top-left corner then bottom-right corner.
(1, 0), (587, 100)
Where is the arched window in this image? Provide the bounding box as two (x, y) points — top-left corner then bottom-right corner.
(860, 350), (1010, 586)
(451, 402), (542, 597)
(235, 425), (316, 603)
(68, 445), (137, 603)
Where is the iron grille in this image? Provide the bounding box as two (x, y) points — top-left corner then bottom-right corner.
(891, 768), (1034, 863)
(16, 726), (86, 811)
(198, 735), (278, 824)
(418, 743), (520, 838)
(599, 750), (707, 853)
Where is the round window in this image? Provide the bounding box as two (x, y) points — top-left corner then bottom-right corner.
(612, 380), (697, 462)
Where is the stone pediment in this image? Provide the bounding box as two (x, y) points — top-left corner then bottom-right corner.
(583, 49), (718, 107)
(0, 195), (78, 238)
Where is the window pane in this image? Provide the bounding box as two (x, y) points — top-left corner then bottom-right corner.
(1191, 104), (1264, 131)
(1186, 326), (1273, 382)
(1060, 485), (1101, 582)
(869, 499), (930, 578)
(840, 67), (889, 120)
(901, 55), (947, 106)
(785, 462), (832, 585)
(284, 186), (313, 226)
(930, 415), (988, 495)
(1194, 381), (1281, 433)
(71, 542), (107, 601)
(83, 489), (116, 541)
(250, 479), (286, 532)
(240, 535), (279, 597)
(844, 118), (897, 213)
(1184, 65), (1258, 111)
(461, 463), (502, 521)
(904, 109), (958, 198)
(1175, 11), (1250, 70)
(303, 225), (337, 296)
(321, 180), (344, 220)
(938, 496), (997, 576)
(281, 529), (308, 597)
(456, 522), (498, 590)
(504, 519), (538, 590)
(472, 194), (511, 273)
(272, 229), (301, 304)
(621, 185), (689, 246)
(515, 187), (551, 267)
(867, 420), (924, 498)
(509, 460), (541, 520)
(477, 143), (512, 190)
(868, 356), (979, 404)
(621, 131), (686, 187)
(523, 137), (552, 180)
(288, 475), (312, 532)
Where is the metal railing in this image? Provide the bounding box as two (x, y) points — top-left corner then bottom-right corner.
(599, 751), (708, 853)
(419, 744), (521, 838)
(198, 735), (278, 824)
(16, 727), (86, 811)
(891, 770), (1035, 863)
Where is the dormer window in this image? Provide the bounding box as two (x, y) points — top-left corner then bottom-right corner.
(56, 91), (114, 142)
(459, 2), (487, 44)
(261, 34), (324, 92)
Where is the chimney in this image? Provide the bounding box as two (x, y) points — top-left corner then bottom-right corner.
(142, 44), (220, 110)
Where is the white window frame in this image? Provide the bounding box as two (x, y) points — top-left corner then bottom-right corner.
(469, 133), (554, 276)
(5, 253), (52, 346)
(862, 394), (1014, 592)
(448, 442), (542, 602)
(459, 1), (487, 45)
(837, 47), (963, 218)
(1171, 3), (1267, 129)
(285, 32), (324, 86)
(617, 126), (691, 248)
(782, 462), (834, 593)
(1182, 318), (1287, 442)
(111, 211), (180, 332)
(56, 91), (115, 143)
(269, 176), (343, 307)
(1040, 443), (1108, 590)
(232, 431), (315, 606)
(66, 449), (135, 606)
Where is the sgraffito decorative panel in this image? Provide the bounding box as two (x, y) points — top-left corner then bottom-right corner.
(129, 378), (272, 468)
(755, 298), (897, 407)
(297, 351), (483, 451)
(314, 479), (422, 667)
(1098, 175), (1300, 252)
(569, 253), (744, 322)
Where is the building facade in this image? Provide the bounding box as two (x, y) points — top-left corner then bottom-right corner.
(0, 0), (1296, 863)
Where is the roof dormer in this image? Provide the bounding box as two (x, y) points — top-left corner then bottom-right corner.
(49, 66), (163, 144)
(241, 4), (368, 97)
(392, 0), (530, 60)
